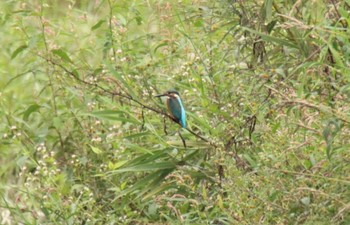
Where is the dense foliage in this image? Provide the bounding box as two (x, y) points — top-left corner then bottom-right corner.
(1, 0), (349, 224)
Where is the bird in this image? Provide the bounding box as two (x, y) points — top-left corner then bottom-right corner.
(155, 89), (186, 128)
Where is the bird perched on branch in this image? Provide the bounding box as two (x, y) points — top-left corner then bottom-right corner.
(155, 89), (186, 128)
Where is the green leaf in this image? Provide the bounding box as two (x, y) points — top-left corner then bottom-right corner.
(153, 41), (169, 53)
(142, 183), (177, 201)
(125, 143), (154, 154)
(116, 14), (127, 25)
(300, 197), (310, 206)
(113, 169), (174, 200)
(52, 48), (73, 63)
(108, 161), (127, 170)
(243, 154), (257, 168)
(328, 42), (345, 68)
(114, 171), (161, 197)
(117, 150), (168, 170)
(262, 0), (273, 22)
(132, 9), (143, 25)
(52, 117), (63, 129)
(194, 18), (204, 27)
(266, 20), (277, 34)
(91, 19), (105, 31)
(113, 162), (177, 173)
(72, 69), (79, 77)
(89, 145), (103, 154)
(243, 27), (298, 49)
(22, 104), (41, 121)
(323, 120), (342, 160)
(137, 176), (174, 200)
(11, 45), (28, 59)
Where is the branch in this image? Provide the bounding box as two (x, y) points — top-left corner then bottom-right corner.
(46, 58), (216, 147)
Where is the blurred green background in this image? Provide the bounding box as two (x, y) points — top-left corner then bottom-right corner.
(1, 0), (350, 224)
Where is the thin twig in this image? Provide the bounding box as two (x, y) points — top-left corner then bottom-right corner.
(178, 130), (187, 148)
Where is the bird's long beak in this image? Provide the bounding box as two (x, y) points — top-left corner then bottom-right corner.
(155, 93), (166, 98)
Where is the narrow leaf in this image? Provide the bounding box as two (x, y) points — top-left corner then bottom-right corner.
(328, 43), (345, 68)
(22, 104), (41, 121)
(108, 161), (127, 170)
(114, 162), (177, 173)
(91, 19), (105, 31)
(89, 145), (103, 154)
(11, 45), (28, 59)
(264, 0), (273, 22)
(52, 49), (73, 63)
(153, 42), (169, 53)
(113, 170), (168, 200)
(243, 27), (298, 49)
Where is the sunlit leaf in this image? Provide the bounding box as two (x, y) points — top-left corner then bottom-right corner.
(108, 161), (127, 170)
(89, 145), (103, 154)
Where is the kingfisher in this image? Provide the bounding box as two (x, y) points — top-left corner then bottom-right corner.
(155, 89), (186, 128)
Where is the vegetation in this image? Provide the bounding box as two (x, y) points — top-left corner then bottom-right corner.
(1, 0), (349, 224)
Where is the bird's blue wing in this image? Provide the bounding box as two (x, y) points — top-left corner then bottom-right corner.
(168, 97), (186, 128)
